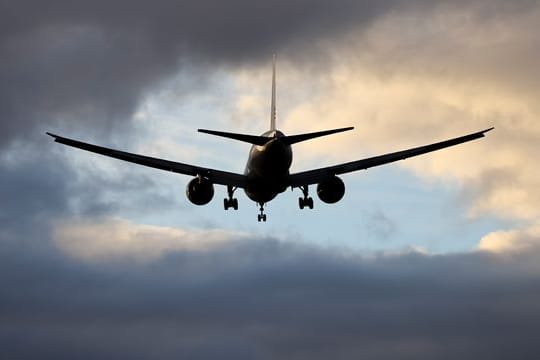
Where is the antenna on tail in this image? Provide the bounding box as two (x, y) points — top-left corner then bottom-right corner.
(270, 54), (276, 131)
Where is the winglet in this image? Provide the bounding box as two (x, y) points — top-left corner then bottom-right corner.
(46, 132), (60, 140)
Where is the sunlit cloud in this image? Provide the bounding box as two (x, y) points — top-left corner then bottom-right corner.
(479, 221), (540, 253)
(53, 217), (249, 262)
(219, 4), (540, 252)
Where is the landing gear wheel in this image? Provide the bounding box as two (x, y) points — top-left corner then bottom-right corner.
(257, 203), (267, 222)
(306, 197), (313, 209)
(224, 185), (238, 211)
(298, 185), (314, 210)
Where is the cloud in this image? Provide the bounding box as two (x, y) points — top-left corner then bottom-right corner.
(2, 236), (540, 359)
(362, 209), (398, 242)
(220, 2), (540, 251)
(0, 0), (415, 149)
(0, 142), (72, 255)
(52, 217), (249, 262)
(8, 0), (530, 146)
(479, 221), (540, 253)
(2, 2), (540, 357)
(4, 0), (538, 238)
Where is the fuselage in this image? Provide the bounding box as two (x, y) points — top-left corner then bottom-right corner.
(244, 130), (292, 203)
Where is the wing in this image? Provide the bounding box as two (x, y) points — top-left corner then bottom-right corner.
(46, 132), (247, 188)
(288, 127), (494, 187)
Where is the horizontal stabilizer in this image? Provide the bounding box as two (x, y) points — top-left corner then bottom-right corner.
(198, 129), (270, 146)
(283, 127), (354, 145)
(199, 127), (354, 146)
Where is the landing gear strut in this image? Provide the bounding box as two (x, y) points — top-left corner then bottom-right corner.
(257, 202), (267, 222)
(298, 185), (314, 209)
(224, 185), (238, 210)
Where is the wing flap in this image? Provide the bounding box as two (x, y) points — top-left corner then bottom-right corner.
(47, 132), (247, 188)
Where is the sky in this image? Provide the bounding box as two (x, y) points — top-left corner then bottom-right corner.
(2, 0), (540, 358)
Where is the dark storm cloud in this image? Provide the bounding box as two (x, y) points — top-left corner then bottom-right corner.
(1, 0), (537, 147)
(0, 0), (396, 148)
(0, 143), (174, 257)
(65, 164), (178, 217)
(2, 1), (540, 358)
(0, 0), (423, 232)
(0, 146), (72, 253)
(2, 238), (540, 359)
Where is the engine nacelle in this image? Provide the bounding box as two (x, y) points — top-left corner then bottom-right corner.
(317, 176), (345, 204)
(186, 177), (214, 205)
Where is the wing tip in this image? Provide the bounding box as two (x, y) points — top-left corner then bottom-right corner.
(46, 131), (59, 139)
(480, 127), (495, 137)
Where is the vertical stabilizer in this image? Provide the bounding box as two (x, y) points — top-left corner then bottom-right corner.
(270, 54), (276, 131)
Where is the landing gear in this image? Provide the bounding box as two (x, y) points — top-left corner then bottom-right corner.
(224, 198), (238, 210)
(257, 202), (267, 222)
(299, 197), (313, 209)
(224, 185), (238, 210)
(298, 185), (314, 209)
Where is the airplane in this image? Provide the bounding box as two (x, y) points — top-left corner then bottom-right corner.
(47, 56), (493, 222)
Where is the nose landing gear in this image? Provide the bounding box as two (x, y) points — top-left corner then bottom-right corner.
(257, 202), (267, 222)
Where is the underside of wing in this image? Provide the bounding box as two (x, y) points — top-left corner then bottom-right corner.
(288, 127), (494, 188)
(46, 132), (247, 188)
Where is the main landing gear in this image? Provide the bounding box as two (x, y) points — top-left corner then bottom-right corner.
(224, 185), (238, 210)
(257, 202), (267, 222)
(298, 185), (314, 209)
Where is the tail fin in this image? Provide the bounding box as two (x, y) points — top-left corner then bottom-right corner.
(199, 56), (355, 146)
(270, 54), (276, 131)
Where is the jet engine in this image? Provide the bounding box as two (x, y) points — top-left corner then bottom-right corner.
(316, 176), (345, 204)
(186, 177), (214, 205)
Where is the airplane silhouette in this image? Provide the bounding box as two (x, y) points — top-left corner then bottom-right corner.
(47, 56), (493, 221)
